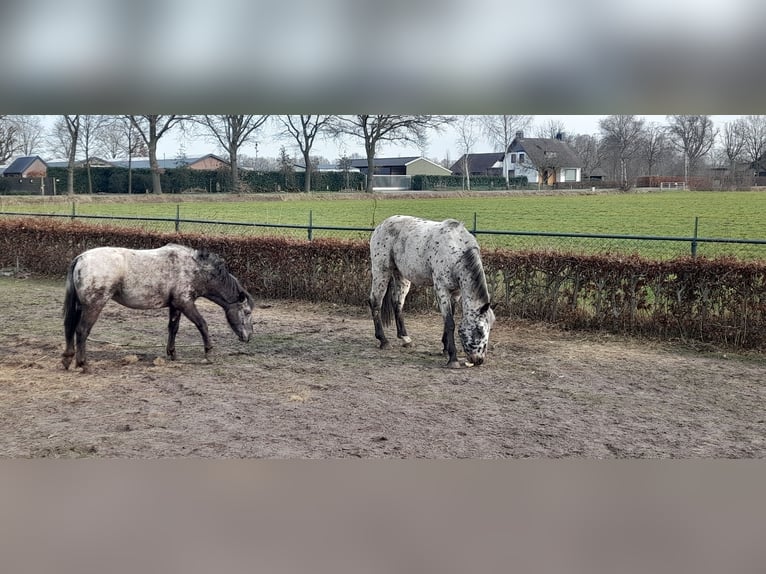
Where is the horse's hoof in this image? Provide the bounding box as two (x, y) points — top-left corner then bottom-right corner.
(379, 342), (391, 350)
(400, 336), (412, 348)
(446, 361), (462, 369)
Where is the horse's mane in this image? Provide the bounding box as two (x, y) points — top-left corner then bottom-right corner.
(194, 248), (249, 302)
(460, 247), (490, 304)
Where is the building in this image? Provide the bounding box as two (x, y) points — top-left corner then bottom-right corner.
(450, 152), (505, 176)
(46, 154), (230, 171)
(348, 156), (452, 177)
(507, 133), (583, 184)
(3, 156), (48, 178)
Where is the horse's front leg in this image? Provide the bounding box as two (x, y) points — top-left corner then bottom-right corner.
(437, 293), (460, 368)
(178, 301), (212, 359)
(166, 305), (182, 360)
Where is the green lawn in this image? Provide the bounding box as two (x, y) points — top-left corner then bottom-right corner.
(3, 190), (765, 259)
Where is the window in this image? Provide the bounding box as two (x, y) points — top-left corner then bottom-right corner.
(518, 153), (525, 163)
(564, 168), (577, 182)
(510, 153), (517, 163)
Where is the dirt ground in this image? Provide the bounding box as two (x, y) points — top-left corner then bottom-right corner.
(0, 275), (764, 458)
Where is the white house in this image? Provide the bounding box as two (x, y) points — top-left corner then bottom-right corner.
(505, 133), (583, 184)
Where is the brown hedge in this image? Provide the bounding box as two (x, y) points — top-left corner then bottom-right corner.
(2, 218), (764, 350)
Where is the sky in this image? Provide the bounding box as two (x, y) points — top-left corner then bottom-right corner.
(159, 115), (744, 164)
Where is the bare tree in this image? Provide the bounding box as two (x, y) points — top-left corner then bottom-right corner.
(11, 115), (44, 156)
(192, 115), (269, 192)
(599, 115), (645, 190)
(569, 134), (600, 180)
(330, 115), (453, 192)
(337, 153), (354, 191)
(0, 116), (19, 164)
(79, 115), (110, 194)
(641, 122), (671, 180)
(481, 114), (532, 188)
(455, 115), (481, 191)
(718, 119), (747, 189)
(127, 115), (186, 194)
(740, 115), (766, 178)
(665, 115), (717, 185)
(533, 118), (568, 140)
(62, 115), (81, 195)
(277, 115), (333, 193)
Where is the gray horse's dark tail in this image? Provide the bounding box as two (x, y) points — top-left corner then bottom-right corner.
(380, 276), (396, 327)
(63, 258), (82, 345)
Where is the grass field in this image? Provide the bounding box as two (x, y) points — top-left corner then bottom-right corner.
(2, 189), (765, 259)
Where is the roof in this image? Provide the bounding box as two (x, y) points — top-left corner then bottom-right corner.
(348, 156), (421, 168)
(511, 137), (583, 168)
(46, 154), (228, 170)
(3, 156), (46, 175)
(450, 152), (505, 174)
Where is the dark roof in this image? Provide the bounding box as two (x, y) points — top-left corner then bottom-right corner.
(450, 152), (504, 175)
(511, 137), (583, 168)
(348, 156), (420, 168)
(4, 156), (46, 175)
(46, 154), (228, 170)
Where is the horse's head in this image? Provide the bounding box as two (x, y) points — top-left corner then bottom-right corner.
(458, 302), (495, 365)
(224, 289), (254, 343)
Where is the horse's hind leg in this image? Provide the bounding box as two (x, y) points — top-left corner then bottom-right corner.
(392, 277), (412, 346)
(166, 305), (182, 360)
(74, 302), (107, 371)
(369, 272), (391, 350)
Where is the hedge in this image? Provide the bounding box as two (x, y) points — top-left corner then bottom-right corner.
(411, 174), (528, 190)
(45, 166), (367, 194)
(1, 218), (764, 349)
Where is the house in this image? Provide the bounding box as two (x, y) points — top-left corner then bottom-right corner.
(348, 156), (452, 177)
(107, 153), (230, 170)
(450, 152), (505, 176)
(46, 156), (116, 169)
(507, 132), (583, 184)
(3, 156), (48, 178)
(46, 154), (230, 171)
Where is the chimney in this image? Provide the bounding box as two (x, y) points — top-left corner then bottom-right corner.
(515, 131), (524, 139)
(555, 132), (563, 140)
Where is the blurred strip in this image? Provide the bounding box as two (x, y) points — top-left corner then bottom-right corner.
(0, 2), (762, 120)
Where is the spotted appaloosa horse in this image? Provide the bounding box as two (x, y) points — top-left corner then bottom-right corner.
(62, 243), (254, 371)
(369, 215), (495, 368)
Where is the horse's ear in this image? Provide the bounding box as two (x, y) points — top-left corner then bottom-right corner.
(479, 302), (491, 314)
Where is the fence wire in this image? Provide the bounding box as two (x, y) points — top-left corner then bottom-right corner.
(1, 210), (765, 261)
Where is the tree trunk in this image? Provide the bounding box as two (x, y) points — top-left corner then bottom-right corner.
(148, 140), (162, 194)
(229, 144), (240, 192)
(366, 150), (375, 193)
(127, 156), (133, 194)
(303, 149), (312, 193)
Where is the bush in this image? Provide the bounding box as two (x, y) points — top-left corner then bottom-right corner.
(1, 217), (764, 349)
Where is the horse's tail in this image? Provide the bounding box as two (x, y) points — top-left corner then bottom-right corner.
(63, 257), (82, 345)
(380, 275), (396, 327)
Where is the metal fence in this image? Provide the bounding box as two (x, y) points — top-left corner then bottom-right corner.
(2, 208), (765, 260)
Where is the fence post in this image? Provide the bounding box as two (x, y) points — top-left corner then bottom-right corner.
(472, 212), (477, 236)
(71, 202), (76, 221)
(691, 216), (699, 257)
(175, 204), (180, 233)
(308, 210), (313, 241)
